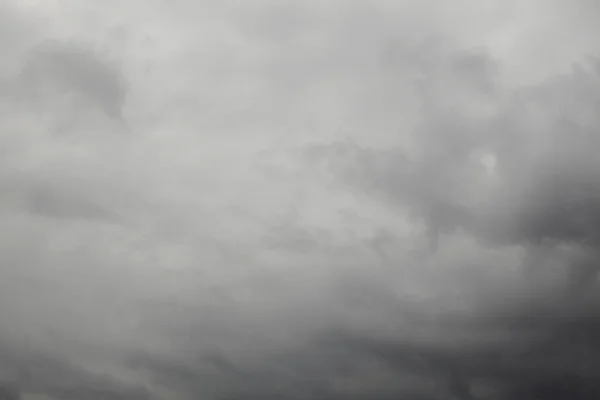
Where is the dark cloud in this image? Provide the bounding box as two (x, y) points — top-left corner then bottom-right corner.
(0, 343), (150, 400)
(1, 1), (599, 400)
(307, 53), (600, 251)
(322, 300), (600, 399)
(295, 39), (600, 400)
(129, 294), (600, 399)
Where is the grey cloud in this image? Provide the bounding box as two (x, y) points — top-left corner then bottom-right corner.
(294, 34), (600, 400)
(0, 343), (150, 400)
(129, 288), (600, 399)
(10, 40), (127, 120)
(1, 1), (600, 400)
(492, 64), (600, 246)
(308, 53), (600, 251)
(322, 317), (600, 399)
(8, 181), (115, 221)
(25, 186), (113, 221)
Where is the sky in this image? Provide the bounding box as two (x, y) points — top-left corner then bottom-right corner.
(0, 0), (600, 399)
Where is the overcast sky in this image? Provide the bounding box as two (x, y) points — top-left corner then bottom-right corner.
(1, 1), (600, 399)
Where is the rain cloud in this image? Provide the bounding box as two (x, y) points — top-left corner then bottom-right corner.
(1, 1), (600, 399)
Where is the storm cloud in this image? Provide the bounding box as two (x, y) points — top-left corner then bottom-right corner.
(1, 0), (600, 399)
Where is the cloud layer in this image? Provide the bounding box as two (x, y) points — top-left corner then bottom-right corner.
(1, 1), (600, 399)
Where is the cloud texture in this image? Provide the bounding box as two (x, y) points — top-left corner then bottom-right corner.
(1, 1), (600, 399)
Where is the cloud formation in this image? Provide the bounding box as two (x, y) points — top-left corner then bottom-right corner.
(1, 1), (600, 399)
